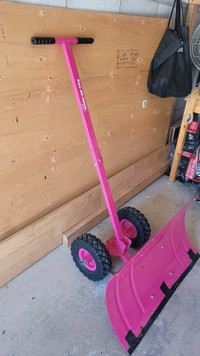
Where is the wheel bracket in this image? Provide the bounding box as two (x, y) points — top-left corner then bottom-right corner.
(105, 235), (132, 259)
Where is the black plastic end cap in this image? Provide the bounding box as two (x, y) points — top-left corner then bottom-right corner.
(77, 38), (94, 44)
(31, 37), (55, 45)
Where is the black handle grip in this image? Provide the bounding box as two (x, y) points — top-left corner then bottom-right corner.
(31, 37), (55, 45)
(77, 38), (94, 44)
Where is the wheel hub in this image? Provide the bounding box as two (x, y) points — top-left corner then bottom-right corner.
(78, 248), (97, 271)
(120, 219), (137, 239)
(81, 259), (87, 266)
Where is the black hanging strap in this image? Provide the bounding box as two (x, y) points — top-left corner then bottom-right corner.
(168, 0), (177, 28)
(175, 0), (181, 37)
(168, 0), (183, 38)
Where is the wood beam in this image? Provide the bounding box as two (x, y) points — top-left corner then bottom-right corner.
(0, 145), (170, 288)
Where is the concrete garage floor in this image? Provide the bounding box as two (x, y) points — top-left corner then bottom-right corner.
(0, 175), (200, 356)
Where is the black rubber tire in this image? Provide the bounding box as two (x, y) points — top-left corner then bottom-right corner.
(71, 234), (112, 281)
(117, 207), (151, 247)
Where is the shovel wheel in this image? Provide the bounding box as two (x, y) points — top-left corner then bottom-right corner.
(117, 207), (151, 247)
(71, 234), (112, 281)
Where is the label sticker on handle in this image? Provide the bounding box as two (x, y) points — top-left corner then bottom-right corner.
(77, 79), (87, 112)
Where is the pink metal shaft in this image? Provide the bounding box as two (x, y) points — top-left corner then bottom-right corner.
(58, 38), (123, 240)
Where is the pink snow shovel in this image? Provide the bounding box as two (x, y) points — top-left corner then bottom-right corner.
(31, 37), (199, 354)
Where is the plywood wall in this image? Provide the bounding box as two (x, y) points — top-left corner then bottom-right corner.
(0, 2), (173, 241)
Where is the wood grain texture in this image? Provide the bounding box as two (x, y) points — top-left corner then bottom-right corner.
(194, 98), (200, 114)
(0, 2), (173, 241)
(169, 119), (189, 183)
(188, 0), (200, 5)
(169, 89), (200, 182)
(0, 144), (170, 287)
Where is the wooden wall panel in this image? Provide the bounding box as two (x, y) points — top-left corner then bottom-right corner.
(0, 2), (173, 241)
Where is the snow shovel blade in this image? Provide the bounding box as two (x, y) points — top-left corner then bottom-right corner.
(106, 196), (199, 355)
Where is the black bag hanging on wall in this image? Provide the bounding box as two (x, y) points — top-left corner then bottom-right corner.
(147, 0), (192, 98)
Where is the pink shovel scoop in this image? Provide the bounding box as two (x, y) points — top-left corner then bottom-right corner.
(106, 194), (199, 354)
